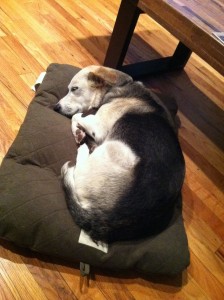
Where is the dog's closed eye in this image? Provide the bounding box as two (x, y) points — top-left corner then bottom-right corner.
(71, 86), (78, 92)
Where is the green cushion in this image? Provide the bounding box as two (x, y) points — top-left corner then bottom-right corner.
(0, 63), (190, 275)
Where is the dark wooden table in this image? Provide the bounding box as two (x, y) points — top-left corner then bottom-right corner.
(104, 0), (224, 77)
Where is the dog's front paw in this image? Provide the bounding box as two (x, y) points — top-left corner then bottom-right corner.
(74, 126), (86, 144)
(71, 116), (86, 144)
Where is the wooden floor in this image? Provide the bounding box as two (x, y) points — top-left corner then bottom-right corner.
(0, 0), (223, 299)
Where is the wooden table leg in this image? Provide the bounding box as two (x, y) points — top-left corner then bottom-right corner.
(170, 41), (192, 70)
(104, 0), (192, 78)
(118, 41), (192, 78)
(104, 0), (141, 69)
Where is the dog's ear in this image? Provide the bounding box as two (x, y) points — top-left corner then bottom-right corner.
(88, 72), (106, 88)
(90, 67), (133, 87)
(87, 66), (133, 108)
(108, 69), (133, 86)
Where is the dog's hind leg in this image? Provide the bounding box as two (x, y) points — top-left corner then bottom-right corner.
(76, 143), (90, 165)
(61, 144), (89, 199)
(61, 144), (89, 179)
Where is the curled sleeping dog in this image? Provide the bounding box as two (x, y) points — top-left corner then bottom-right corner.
(54, 66), (185, 243)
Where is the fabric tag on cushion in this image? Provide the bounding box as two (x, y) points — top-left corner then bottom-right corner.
(31, 72), (47, 91)
(78, 230), (108, 253)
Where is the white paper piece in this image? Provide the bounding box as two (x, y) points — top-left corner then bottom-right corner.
(78, 229), (108, 253)
(31, 72), (47, 91)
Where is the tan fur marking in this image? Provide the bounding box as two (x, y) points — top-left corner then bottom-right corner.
(94, 67), (118, 85)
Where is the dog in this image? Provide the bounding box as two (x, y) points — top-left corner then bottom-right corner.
(54, 65), (185, 243)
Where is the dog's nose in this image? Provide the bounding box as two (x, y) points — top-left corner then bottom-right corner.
(54, 103), (61, 112)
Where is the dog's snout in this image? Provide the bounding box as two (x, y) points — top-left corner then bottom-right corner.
(54, 103), (61, 112)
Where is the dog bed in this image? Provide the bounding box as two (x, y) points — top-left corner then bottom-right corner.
(0, 63), (190, 276)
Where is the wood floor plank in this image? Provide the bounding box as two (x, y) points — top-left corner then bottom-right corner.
(180, 137), (224, 193)
(2, 34), (44, 76)
(94, 273), (136, 300)
(123, 273), (210, 300)
(0, 273), (16, 300)
(216, 244), (224, 262)
(176, 274), (210, 300)
(183, 154), (224, 220)
(180, 112), (224, 175)
(188, 250), (224, 300)
(183, 202), (223, 254)
(0, 9), (51, 70)
(45, 0), (105, 64)
(123, 279), (168, 299)
(0, 79), (27, 121)
(182, 185), (224, 240)
(0, 263), (21, 300)
(20, 72), (38, 90)
(56, 264), (107, 300)
(0, 54), (34, 106)
(21, 257), (78, 300)
(186, 227), (224, 286)
(76, 0), (116, 32)
(1, 0), (60, 44)
(0, 247), (47, 300)
(0, 27), (6, 37)
(0, 38), (31, 75)
(185, 61), (224, 110)
(0, 81), (27, 162)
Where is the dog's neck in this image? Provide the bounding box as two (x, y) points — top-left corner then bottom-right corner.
(101, 81), (178, 133)
(89, 86), (111, 109)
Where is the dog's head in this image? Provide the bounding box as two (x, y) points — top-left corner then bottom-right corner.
(54, 65), (133, 117)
